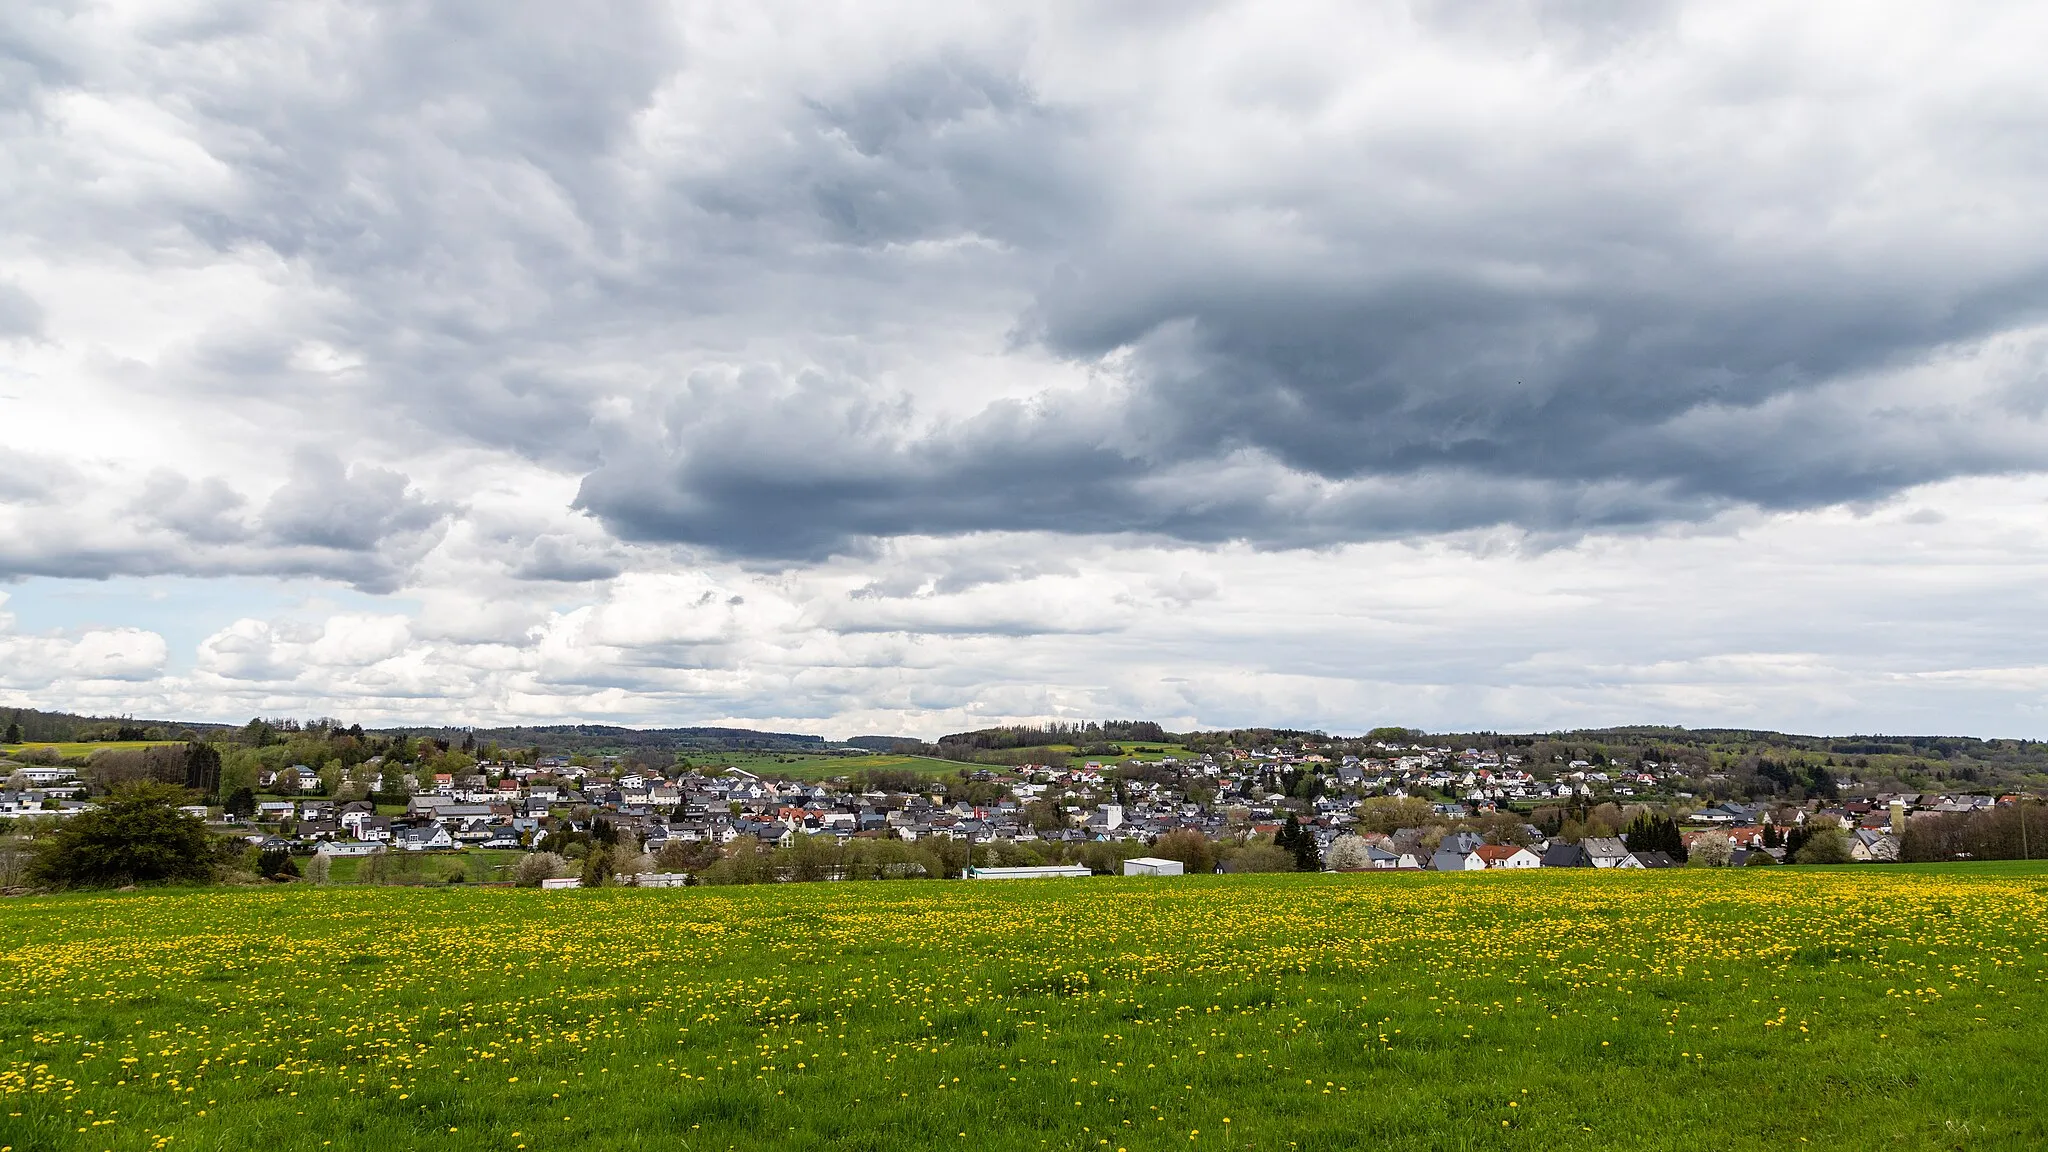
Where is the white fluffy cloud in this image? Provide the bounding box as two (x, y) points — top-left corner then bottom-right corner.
(3, 1), (2048, 735)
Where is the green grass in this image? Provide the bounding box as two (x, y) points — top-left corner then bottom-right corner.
(319, 849), (526, 886)
(696, 751), (966, 781)
(3, 867), (2046, 1151)
(0, 741), (180, 759)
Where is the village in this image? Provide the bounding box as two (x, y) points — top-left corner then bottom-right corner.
(10, 736), (2019, 884)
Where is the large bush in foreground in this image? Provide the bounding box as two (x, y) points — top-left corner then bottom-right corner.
(29, 781), (215, 888)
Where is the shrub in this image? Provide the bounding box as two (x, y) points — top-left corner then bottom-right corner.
(257, 849), (300, 880)
(514, 852), (570, 887)
(1225, 843), (1295, 873)
(1792, 826), (1854, 865)
(30, 781), (214, 888)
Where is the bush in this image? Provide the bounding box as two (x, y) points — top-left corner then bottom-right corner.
(1225, 843), (1295, 873)
(29, 781), (214, 888)
(1792, 826), (1854, 865)
(257, 848), (300, 880)
(514, 852), (570, 887)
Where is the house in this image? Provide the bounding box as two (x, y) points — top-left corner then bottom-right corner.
(1853, 829), (1900, 862)
(1123, 856), (1186, 876)
(314, 840), (384, 858)
(392, 824), (456, 851)
(1474, 845), (1541, 869)
(1632, 850), (1682, 868)
(1540, 842), (1587, 867)
(1432, 845), (1489, 872)
(1365, 845), (1422, 870)
(1580, 837), (1642, 868)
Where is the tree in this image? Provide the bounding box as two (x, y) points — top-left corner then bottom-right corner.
(579, 845), (615, 887)
(304, 853), (332, 885)
(1791, 825), (1854, 865)
(1688, 831), (1734, 867)
(3, 719), (19, 745)
(1292, 825), (1323, 873)
(1275, 813), (1315, 872)
(655, 840), (720, 874)
(514, 852), (569, 887)
(29, 781), (215, 888)
(223, 787), (257, 820)
(1623, 813), (1688, 863)
(183, 742), (222, 796)
(257, 848), (300, 880)
(1325, 834), (1375, 871)
(1150, 829), (1215, 876)
(1224, 843), (1295, 873)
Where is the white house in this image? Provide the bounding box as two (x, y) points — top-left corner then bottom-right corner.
(1475, 845), (1542, 869)
(1581, 837), (1643, 868)
(1122, 857), (1186, 876)
(314, 841), (384, 858)
(1431, 847), (1489, 872)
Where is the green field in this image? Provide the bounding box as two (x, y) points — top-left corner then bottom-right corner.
(3, 866), (2045, 1150)
(699, 751), (965, 781)
(0, 741), (180, 760)
(318, 850), (527, 886)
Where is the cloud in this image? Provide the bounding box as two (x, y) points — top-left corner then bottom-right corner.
(0, 454), (450, 592)
(7, 1), (2048, 733)
(0, 280), (44, 338)
(259, 451), (448, 554)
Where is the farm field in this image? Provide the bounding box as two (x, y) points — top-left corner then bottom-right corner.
(0, 741), (180, 759)
(3, 866), (2046, 1151)
(700, 751), (964, 781)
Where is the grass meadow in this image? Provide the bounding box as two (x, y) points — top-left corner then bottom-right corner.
(3, 865), (2045, 1151)
(0, 742), (180, 760)
(701, 752), (964, 781)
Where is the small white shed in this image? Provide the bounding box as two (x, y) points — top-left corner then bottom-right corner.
(1122, 856), (1186, 876)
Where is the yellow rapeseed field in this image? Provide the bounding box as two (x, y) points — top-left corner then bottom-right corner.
(2, 865), (2044, 1150)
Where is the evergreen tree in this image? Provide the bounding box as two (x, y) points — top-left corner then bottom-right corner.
(1281, 813), (1320, 872)
(1624, 813), (1688, 862)
(183, 742), (222, 797)
(3, 717), (19, 745)
(1804, 764), (1840, 800)
(224, 787), (257, 820)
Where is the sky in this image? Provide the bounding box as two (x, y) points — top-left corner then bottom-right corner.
(3, 0), (2048, 740)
